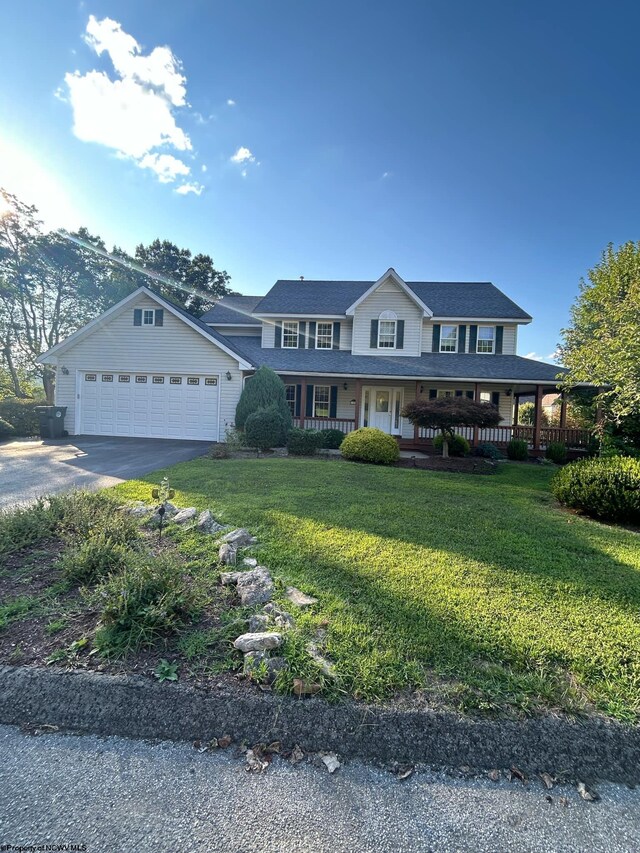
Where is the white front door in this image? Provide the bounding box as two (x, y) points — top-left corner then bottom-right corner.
(361, 386), (403, 435)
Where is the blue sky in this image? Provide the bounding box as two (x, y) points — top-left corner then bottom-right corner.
(1, 1), (638, 361)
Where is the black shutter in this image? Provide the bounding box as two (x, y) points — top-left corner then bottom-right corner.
(429, 389), (437, 399)
(432, 324), (441, 352)
(295, 385), (302, 417)
(299, 321), (306, 349)
(154, 309), (164, 327)
(458, 325), (466, 352)
(492, 391), (500, 407)
(333, 322), (341, 350)
(133, 309), (142, 326)
(370, 320), (379, 348)
(306, 384), (314, 417)
(308, 321), (316, 349)
(329, 386), (338, 418)
(274, 322), (282, 348)
(468, 325), (478, 352)
(455, 390), (463, 397)
(396, 320), (404, 349)
(495, 326), (504, 354)
(466, 390), (474, 399)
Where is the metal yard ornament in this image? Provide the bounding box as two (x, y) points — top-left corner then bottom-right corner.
(151, 477), (175, 540)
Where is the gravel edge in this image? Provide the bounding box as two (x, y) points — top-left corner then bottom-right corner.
(1, 665), (639, 783)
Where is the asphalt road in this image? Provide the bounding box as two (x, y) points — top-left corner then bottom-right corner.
(0, 725), (638, 853)
(0, 436), (210, 508)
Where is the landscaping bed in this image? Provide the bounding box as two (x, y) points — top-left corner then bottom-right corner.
(395, 456), (497, 474)
(1, 460), (639, 727)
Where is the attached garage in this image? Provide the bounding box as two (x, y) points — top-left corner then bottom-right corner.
(79, 371), (220, 441)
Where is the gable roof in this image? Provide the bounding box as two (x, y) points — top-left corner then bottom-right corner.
(223, 335), (565, 383)
(253, 279), (532, 321)
(345, 268), (433, 317)
(200, 295), (263, 326)
(36, 286), (253, 369)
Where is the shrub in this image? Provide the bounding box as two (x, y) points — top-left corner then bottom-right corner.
(235, 366), (292, 432)
(545, 441), (568, 464)
(0, 416), (15, 439)
(59, 535), (133, 585)
(434, 433), (470, 457)
(208, 443), (230, 459)
(245, 405), (290, 450)
(551, 456), (640, 523)
(49, 491), (139, 547)
(340, 427), (400, 465)
(319, 428), (346, 449)
(93, 555), (197, 655)
(0, 398), (41, 437)
(287, 428), (322, 456)
(473, 442), (503, 460)
(507, 438), (529, 461)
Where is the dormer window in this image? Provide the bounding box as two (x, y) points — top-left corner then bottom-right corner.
(282, 321), (299, 348)
(316, 322), (333, 349)
(378, 311), (397, 349)
(476, 326), (495, 353)
(440, 325), (458, 352)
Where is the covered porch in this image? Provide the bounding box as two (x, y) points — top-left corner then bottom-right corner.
(277, 374), (591, 454)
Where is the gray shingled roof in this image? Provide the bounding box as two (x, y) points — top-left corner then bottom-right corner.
(200, 295), (262, 326)
(252, 280), (532, 320)
(222, 335), (566, 383)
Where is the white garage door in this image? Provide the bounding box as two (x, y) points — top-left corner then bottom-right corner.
(79, 372), (220, 441)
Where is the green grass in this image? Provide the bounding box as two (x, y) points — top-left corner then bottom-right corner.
(113, 458), (639, 722)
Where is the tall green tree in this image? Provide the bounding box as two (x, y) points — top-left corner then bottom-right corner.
(559, 241), (640, 422)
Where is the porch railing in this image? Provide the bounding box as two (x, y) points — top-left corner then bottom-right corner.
(293, 417), (357, 433)
(416, 424), (591, 449)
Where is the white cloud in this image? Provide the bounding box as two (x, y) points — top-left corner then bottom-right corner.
(241, 169), (247, 178)
(64, 15), (197, 187)
(227, 99), (236, 106)
(524, 351), (559, 364)
(138, 153), (190, 183)
(381, 171), (392, 179)
(201, 164), (207, 172)
(230, 146), (255, 164)
(175, 182), (204, 196)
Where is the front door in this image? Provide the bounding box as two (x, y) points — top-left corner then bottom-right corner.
(361, 386), (403, 435)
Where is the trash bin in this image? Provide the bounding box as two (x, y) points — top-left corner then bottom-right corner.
(35, 406), (67, 440)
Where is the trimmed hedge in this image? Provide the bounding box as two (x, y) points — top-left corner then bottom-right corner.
(434, 433), (470, 457)
(507, 438), (529, 461)
(473, 442), (503, 460)
(340, 427), (400, 465)
(551, 456), (640, 523)
(0, 398), (41, 437)
(287, 428), (322, 456)
(245, 405), (289, 450)
(546, 441), (568, 465)
(320, 428), (346, 449)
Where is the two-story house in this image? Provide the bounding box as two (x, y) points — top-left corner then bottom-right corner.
(38, 268), (585, 452)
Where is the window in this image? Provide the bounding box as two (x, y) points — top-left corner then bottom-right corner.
(378, 310), (397, 349)
(316, 322), (333, 349)
(101, 374), (113, 382)
(85, 374), (96, 381)
(143, 309), (155, 326)
(152, 376), (164, 384)
(437, 389), (455, 398)
(313, 385), (330, 418)
(205, 377), (218, 386)
(282, 321), (299, 348)
(440, 325), (458, 352)
(187, 377), (200, 385)
(285, 384), (297, 417)
(118, 375), (130, 383)
(170, 377), (182, 384)
(480, 391), (492, 404)
(135, 375), (147, 383)
(476, 326), (495, 353)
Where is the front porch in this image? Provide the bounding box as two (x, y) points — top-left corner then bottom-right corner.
(280, 375), (591, 454)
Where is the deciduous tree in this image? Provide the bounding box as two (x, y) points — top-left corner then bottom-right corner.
(402, 396), (501, 457)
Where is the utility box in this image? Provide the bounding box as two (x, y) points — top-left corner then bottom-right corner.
(35, 406), (68, 440)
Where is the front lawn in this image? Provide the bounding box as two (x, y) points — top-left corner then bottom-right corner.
(112, 458), (640, 722)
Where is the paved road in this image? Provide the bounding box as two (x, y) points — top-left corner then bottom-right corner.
(0, 436), (211, 508)
(0, 726), (638, 852)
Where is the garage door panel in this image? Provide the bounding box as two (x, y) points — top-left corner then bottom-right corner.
(80, 372), (219, 440)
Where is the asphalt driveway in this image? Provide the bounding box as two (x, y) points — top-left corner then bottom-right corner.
(0, 436), (211, 509)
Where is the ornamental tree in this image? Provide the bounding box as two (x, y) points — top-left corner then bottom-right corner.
(235, 366), (292, 431)
(402, 396), (502, 457)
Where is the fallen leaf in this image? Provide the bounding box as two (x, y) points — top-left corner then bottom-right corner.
(545, 795), (553, 804)
(559, 796), (569, 808)
(245, 749), (268, 773)
(540, 773), (555, 790)
(217, 734), (232, 749)
(395, 766), (414, 781)
(293, 678), (322, 697)
(577, 782), (598, 802)
(510, 766), (527, 785)
(321, 753), (341, 774)
(488, 769), (501, 782)
(193, 740), (202, 749)
(265, 741), (281, 754)
(207, 738), (219, 750)
(505, 770), (513, 782)
(289, 745), (304, 764)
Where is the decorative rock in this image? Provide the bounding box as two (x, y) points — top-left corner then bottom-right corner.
(264, 656), (288, 682)
(243, 650), (268, 675)
(197, 509), (224, 534)
(220, 570), (244, 585)
(128, 505), (154, 518)
(233, 632), (283, 653)
(243, 557), (258, 568)
(221, 528), (257, 548)
(249, 614), (270, 632)
(173, 507), (197, 524)
(274, 612), (295, 629)
(163, 502), (179, 516)
(219, 544), (237, 566)
(307, 642), (337, 678)
(237, 567), (274, 606)
(286, 587), (318, 607)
